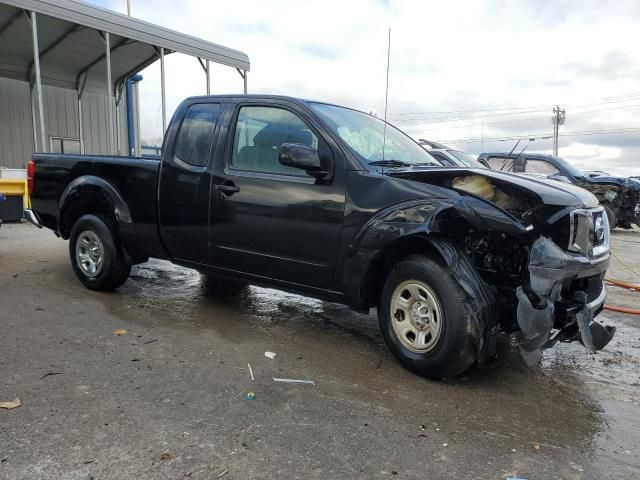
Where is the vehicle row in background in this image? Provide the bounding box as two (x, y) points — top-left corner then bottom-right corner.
(418, 140), (490, 169)
(479, 153), (640, 229)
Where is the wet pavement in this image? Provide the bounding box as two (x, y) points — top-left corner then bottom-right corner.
(1, 223), (639, 479)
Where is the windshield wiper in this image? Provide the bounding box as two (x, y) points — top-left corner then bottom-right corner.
(368, 159), (412, 168)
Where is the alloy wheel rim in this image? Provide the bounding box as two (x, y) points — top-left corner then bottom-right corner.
(75, 230), (104, 278)
(390, 280), (443, 353)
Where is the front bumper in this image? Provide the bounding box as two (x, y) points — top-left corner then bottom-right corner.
(515, 235), (613, 364)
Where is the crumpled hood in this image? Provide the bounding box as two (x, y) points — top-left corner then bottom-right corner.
(387, 167), (599, 208)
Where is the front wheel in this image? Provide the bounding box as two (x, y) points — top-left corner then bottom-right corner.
(378, 255), (477, 379)
(69, 214), (131, 291)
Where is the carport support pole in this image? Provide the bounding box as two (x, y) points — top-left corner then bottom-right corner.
(105, 32), (114, 154)
(206, 59), (210, 95)
(160, 47), (166, 132)
(78, 96), (84, 154)
(243, 70), (247, 94)
(30, 12), (46, 152)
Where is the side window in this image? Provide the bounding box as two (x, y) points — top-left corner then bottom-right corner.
(430, 151), (456, 166)
(51, 137), (81, 154)
(487, 156), (514, 172)
(231, 106), (319, 176)
(174, 103), (220, 167)
(525, 159), (560, 175)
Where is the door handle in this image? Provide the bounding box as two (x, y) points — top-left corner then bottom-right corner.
(213, 182), (240, 196)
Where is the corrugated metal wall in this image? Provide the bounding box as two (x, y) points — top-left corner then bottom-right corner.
(0, 78), (33, 169)
(0, 77), (129, 169)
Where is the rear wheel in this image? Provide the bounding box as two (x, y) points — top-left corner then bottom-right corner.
(69, 214), (131, 291)
(378, 255), (477, 379)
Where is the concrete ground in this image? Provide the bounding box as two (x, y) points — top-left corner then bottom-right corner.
(1, 223), (639, 480)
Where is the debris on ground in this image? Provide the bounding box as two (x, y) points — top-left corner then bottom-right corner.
(40, 372), (64, 380)
(248, 363), (254, 381)
(216, 469), (229, 478)
(159, 452), (171, 461)
(0, 398), (21, 409)
(245, 392), (255, 400)
(272, 378), (315, 385)
(112, 329), (128, 336)
(264, 351), (276, 359)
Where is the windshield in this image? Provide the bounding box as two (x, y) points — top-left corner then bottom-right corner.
(552, 155), (584, 178)
(309, 103), (441, 167)
(448, 150), (487, 169)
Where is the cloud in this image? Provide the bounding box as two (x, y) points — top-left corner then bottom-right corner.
(93, 0), (640, 176)
(566, 51), (639, 80)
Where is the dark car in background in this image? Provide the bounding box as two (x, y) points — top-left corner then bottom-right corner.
(418, 140), (490, 169)
(479, 152), (640, 229)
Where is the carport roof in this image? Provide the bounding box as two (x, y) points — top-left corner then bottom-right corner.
(0, 0), (250, 93)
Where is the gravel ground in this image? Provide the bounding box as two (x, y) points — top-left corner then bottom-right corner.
(1, 222), (639, 479)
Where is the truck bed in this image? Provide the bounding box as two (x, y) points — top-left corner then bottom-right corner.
(30, 153), (165, 260)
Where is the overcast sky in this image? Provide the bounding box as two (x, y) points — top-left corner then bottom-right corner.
(94, 0), (640, 175)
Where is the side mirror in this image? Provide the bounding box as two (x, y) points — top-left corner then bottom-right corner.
(278, 143), (327, 177)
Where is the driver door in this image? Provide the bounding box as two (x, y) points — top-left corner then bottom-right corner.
(209, 103), (346, 288)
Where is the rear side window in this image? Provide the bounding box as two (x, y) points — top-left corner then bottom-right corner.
(525, 159), (560, 175)
(174, 103), (220, 167)
(487, 156), (514, 172)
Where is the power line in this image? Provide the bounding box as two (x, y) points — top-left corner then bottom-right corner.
(388, 92), (640, 124)
(388, 104), (557, 117)
(434, 127), (640, 145)
(396, 102), (640, 129)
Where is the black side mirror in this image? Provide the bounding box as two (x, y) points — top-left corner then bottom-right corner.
(278, 143), (327, 178)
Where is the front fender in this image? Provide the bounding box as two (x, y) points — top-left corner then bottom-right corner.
(341, 197), (524, 310)
(340, 199), (451, 309)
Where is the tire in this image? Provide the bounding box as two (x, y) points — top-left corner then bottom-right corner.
(69, 214), (131, 291)
(378, 255), (477, 379)
(602, 204), (617, 230)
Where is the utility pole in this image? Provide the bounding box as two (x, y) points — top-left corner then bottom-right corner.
(551, 105), (566, 156)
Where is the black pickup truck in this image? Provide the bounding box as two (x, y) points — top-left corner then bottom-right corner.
(26, 95), (615, 378)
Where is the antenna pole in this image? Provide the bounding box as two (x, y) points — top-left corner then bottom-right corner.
(382, 28), (391, 161)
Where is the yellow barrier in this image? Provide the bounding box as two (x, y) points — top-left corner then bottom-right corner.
(0, 178), (30, 209)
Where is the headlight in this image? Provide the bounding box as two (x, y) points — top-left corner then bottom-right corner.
(568, 206), (609, 258)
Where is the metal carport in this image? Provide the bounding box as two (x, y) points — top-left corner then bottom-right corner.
(0, 0), (250, 156)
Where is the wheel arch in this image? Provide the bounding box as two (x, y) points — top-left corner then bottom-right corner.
(58, 176), (132, 238)
(57, 176), (141, 262)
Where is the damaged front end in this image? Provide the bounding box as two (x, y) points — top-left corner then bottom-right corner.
(517, 227), (613, 364)
(450, 173), (615, 364)
(382, 168), (616, 365)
